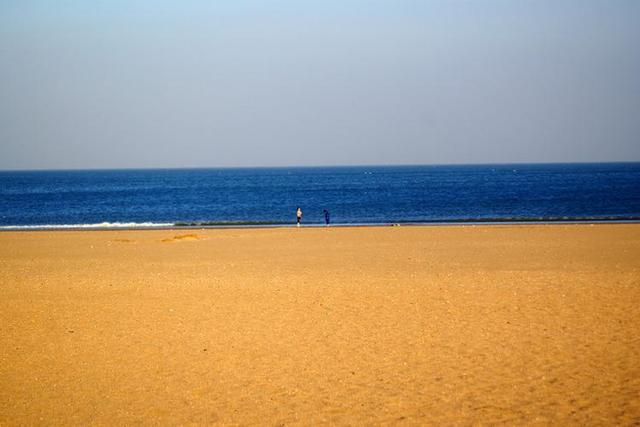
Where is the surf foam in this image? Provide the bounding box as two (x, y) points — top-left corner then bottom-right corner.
(0, 222), (174, 230)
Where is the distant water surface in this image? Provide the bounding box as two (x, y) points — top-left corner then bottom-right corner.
(1, 163), (639, 228)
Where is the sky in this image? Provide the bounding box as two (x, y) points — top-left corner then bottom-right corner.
(0, 0), (639, 170)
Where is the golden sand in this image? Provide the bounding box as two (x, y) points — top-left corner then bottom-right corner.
(1, 224), (639, 425)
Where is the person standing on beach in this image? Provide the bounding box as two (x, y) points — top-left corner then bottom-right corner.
(296, 207), (302, 227)
(323, 209), (330, 226)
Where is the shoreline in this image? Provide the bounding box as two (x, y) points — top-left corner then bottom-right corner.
(2, 218), (640, 232)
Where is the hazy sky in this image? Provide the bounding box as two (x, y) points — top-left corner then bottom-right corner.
(1, 1), (639, 169)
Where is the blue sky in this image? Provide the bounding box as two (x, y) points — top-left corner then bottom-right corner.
(1, 1), (639, 169)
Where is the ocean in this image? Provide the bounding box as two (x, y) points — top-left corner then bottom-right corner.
(1, 163), (639, 229)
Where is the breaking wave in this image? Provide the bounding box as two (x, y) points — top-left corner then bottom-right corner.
(0, 222), (174, 230)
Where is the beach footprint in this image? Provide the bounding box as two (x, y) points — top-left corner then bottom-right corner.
(161, 234), (202, 243)
(111, 238), (136, 243)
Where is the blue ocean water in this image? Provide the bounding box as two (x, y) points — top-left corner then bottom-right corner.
(1, 163), (639, 229)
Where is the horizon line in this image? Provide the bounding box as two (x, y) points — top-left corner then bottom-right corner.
(1, 160), (639, 173)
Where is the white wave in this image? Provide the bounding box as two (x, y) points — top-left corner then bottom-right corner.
(0, 222), (175, 230)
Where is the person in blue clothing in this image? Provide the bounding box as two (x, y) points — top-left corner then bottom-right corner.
(323, 209), (330, 226)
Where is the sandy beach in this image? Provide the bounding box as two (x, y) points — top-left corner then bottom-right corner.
(1, 224), (639, 425)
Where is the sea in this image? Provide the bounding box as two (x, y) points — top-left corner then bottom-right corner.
(1, 163), (639, 229)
